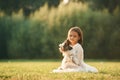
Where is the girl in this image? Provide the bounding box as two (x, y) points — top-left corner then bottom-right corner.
(53, 26), (98, 73)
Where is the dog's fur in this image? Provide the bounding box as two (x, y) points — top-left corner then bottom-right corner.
(59, 40), (72, 51)
(59, 41), (79, 69)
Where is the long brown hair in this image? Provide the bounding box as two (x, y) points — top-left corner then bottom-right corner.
(67, 26), (83, 45)
(62, 26), (83, 51)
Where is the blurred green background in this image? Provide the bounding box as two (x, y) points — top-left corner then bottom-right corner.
(0, 0), (120, 59)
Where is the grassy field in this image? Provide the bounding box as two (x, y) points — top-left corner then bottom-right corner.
(0, 59), (120, 80)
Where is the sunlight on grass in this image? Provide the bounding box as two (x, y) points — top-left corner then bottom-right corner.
(0, 60), (120, 80)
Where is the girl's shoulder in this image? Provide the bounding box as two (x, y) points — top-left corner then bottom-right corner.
(71, 43), (83, 53)
(73, 43), (82, 48)
(72, 43), (83, 50)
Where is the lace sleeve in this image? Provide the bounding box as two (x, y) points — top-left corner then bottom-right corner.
(71, 44), (84, 66)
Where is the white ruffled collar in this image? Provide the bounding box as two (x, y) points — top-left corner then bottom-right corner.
(70, 43), (80, 48)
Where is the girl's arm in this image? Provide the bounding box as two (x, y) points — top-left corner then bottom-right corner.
(59, 43), (65, 54)
(72, 44), (84, 66)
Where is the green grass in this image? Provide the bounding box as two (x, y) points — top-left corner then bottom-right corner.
(0, 59), (120, 80)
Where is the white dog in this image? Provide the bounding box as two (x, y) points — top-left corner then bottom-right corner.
(58, 43), (80, 70)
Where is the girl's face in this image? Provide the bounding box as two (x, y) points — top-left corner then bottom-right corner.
(68, 30), (80, 45)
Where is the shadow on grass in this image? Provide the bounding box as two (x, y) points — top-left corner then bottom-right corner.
(0, 75), (12, 80)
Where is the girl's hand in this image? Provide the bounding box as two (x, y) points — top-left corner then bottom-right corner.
(59, 47), (64, 53)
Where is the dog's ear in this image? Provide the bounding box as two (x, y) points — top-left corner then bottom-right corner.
(63, 40), (72, 51)
(63, 42), (67, 51)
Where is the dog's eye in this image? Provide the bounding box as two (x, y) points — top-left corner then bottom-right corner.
(68, 46), (72, 50)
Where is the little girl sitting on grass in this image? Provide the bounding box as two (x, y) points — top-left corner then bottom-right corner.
(53, 26), (98, 73)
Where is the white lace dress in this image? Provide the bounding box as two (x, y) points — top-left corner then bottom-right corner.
(53, 43), (98, 73)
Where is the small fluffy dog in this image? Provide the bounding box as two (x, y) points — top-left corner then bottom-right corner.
(59, 40), (72, 51)
(59, 40), (79, 69)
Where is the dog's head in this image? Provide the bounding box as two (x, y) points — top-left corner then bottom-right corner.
(59, 40), (72, 51)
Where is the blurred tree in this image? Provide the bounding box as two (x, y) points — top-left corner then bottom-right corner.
(88, 0), (120, 13)
(0, 24), (8, 59)
(0, 17), (12, 59)
(0, 0), (60, 16)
